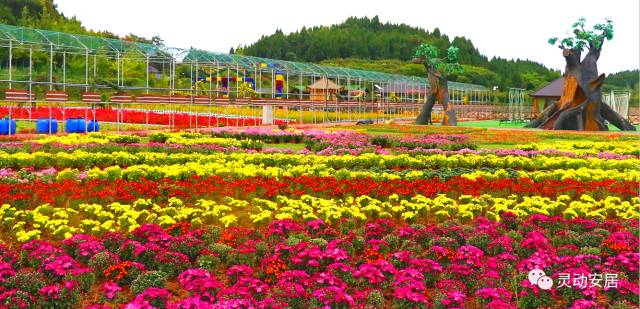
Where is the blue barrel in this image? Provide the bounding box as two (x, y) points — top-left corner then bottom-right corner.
(66, 118), (87, 133)
(76, 118), (87, 133)
(0, 119), (16, 135)
(36, 118), (58, 134)
(65, 118), (77, 133)
(87, 120), (100, 132)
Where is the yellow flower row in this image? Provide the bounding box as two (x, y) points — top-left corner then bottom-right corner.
(516, 140), (640, 155)
(461, 168), (639, 182)
(64, 162), (635, 182)
(1, 151), (637, 173)
(32, 132), (258, 148)
(163, 134), (257, 148)
(33, 133), (138, 145)
(1, 194), (637, 242)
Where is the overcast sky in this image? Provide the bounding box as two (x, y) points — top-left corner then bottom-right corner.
(54, 0), (639, 74)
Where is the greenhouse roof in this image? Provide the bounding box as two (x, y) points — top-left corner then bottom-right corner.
(0, 23), (488, 90)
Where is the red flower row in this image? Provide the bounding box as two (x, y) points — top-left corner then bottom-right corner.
(1, 176), (636, 207)
(0, 107), (288, 127)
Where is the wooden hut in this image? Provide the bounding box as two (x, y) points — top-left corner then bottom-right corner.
(530, 77), (563, 116)
(308, 77), (342, 101)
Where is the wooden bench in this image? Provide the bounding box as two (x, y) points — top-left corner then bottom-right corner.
(193, 96), (211, 104)
(5, 89), (35, 102)
(82, 92), (102, 103)
(136, 94), (170, 103)
(111, 93), (134, 103)
(169, 95), (190, 104)
(45, 91), (69, 102)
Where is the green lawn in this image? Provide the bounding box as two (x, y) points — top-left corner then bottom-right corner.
(264, 143), (306, 151)
(456, 120), (640, 131)
(456, 120), (532, 129)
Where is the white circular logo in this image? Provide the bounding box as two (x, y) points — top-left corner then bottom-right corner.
(537, 276), (553, 290)
(528, 269), (546, 285)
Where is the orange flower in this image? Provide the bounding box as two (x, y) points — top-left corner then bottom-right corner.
(364, 248), (384, 263)
(219, 231), (237, 247)
(265, 259), (287, 283)
(103, 261), (137, 281)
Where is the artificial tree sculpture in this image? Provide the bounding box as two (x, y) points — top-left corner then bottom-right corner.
(527, 18), (635, 131)
(413, 44), (463, 125)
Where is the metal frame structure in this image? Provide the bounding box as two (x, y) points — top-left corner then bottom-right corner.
(602, 90), (631, 120)
(0, 23), (491, 128)
(507, 88), (528, 122)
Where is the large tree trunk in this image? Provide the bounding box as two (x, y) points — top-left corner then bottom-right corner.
(528, 43), (636, 131)
(416, 70), (457, 126)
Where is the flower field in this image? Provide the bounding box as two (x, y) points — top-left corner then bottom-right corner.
(0, 126), (638, 308)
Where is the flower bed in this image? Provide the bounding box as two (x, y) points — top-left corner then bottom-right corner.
(0, 128), (638, 308)
(0, 216), (637, 308)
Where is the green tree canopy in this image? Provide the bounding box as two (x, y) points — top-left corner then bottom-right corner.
(414, 44), (463, 76)
(548, 17), (614, 50)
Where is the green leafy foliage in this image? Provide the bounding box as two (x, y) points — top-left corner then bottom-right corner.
(548, 17), (614, 51)
(414, 43), (463, 76)
(447, 46), (460, 63)
(130, 271), (168, 295)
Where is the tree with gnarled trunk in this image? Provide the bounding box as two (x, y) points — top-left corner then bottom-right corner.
(413, 44), (463, 126)
(527, 18), (636, 131)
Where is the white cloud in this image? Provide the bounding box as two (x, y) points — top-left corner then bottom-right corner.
(54, 0), (639, 74)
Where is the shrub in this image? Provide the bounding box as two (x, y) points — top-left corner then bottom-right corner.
(208, 243), (233, 263)
(4, 270), (46, 295)
(88, 252), (119, 279)
(201, 226), (221, 243)
(579, 246), (601, 256)
(170, 236), (204, 261)
(149, 132), (169, 143)
(309, 238), (328, 249)
(197, 255), (221, 273)
(155, 251), (190, 277)
(468, 234), (491, 253)
(131, 271), (168, 295)
(107, 135), (140, 144)
(367, 290), (384, 307)
(371, 136), (392, 148)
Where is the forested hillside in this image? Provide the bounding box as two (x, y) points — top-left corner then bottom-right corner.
(0, 0), (162, 44)
(242, 16), (561, 90)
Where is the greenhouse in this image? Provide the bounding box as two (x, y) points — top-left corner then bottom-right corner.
(0, 23), (491, 127)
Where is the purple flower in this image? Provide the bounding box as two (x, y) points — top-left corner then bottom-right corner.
(226, 265), (254, 279)
(169, 297), (215, 309)
(311, 286), (355, 306)
(267, 219), (304, 236)
(40, 255), (80, 277)
(102, 281), (122, 300)
(39, 284), (62, 299)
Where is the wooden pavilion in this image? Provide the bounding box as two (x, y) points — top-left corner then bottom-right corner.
(308, 77), (342, 101)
